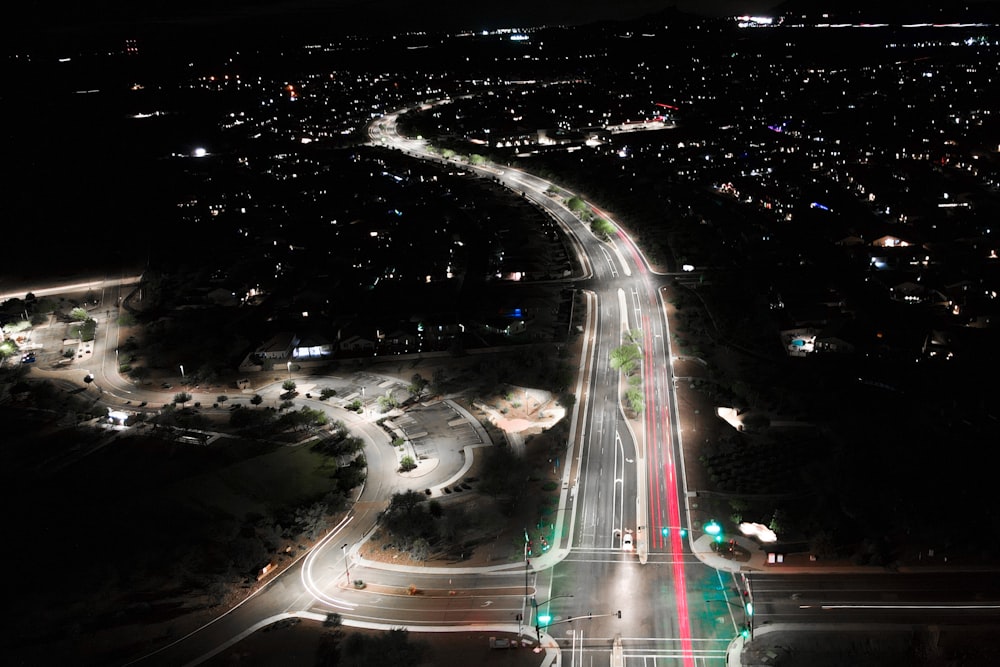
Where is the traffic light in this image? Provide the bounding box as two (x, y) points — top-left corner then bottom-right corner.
(538, 613), (552, 625)
(704, 520), (722, 539)
(740, 625), (750, 639)
(662, 527), (668, 536)
(745, 602), (753, 616)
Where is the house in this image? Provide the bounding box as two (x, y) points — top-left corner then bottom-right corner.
(339, 335), (376, 353)
(814, 319), (859, 354)
(205, 287), (238, 307)
(889, 281), (946, 305)
(292, 333), (334, 360)
(256, 332), (299, 360)
(480, 316), (527, 337)
(779, 327), (817, 357)
(377, 327), (420, 353)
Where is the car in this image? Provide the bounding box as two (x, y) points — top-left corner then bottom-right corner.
(161, 382), (172, 389)
(622, 528), (634, 551)
(21, 353), (36, 363)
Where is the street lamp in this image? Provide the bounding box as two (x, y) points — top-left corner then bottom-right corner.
(341, 543), (351, 585)
(179, 364), (185, 379)
(287, 360), (292, 379)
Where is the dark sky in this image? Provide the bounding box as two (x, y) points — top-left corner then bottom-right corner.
(18, 0), (780, 32)
(11, 1), (1000, 48)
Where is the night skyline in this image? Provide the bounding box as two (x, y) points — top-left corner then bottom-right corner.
(17, 0), (1000, 37)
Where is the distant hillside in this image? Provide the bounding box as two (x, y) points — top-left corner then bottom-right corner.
(773, 0), (1000, 22)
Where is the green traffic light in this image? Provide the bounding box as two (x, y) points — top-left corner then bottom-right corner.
(680, 528), (687, 537)
(741, 627), (750, 639)
(662, 527), (669, 535)
(538, 614), (552, 624)
(745, 603), (753, 616)
(704, 520), (722, 536)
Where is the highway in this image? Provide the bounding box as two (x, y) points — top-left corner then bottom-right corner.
(371, 107), (740, 665)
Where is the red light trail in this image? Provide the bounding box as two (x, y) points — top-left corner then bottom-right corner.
(611, 218), (693, 666)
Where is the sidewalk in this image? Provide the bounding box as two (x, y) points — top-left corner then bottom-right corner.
(689, 533), (878, 575)
(689, 534), (768, 573)
(686, 533), (986, 575)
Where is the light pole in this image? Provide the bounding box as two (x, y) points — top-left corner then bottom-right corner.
(741, 572), (754, 641)
(523, 529), (531, 603)
(287, 360), (292, 379)
(531, 594), (574, 642)
(179, 364), (185, 380)
(341, 543), (351, 585)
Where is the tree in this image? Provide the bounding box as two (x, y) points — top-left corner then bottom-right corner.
(339, 629), (427, 667)
(217, 395), (228, 404)
(625, 387), (645, 415)
(591, 217), (615, 239)
(386, 490), (426, 516)
(410, 538), (430, 561)
(407, 373), (427, 397)
(282, 379), (297, 393)
(0, 340), (19, 360)
(173, 392), (192, 408)
(250, 393), (263, 406)
(742, 413), (771, 432)
(295, 501), (329, 540)
(70, 307), (89, 321)
(319, 387), (337, 401)
(431, 368), (448, 393)
(281, 406), (327, 431)
(80, 318), (97, 342)
(377, 390), (398, 413)
(427, 500), (443, 518)
(566, 196), (587, 214)
(399, 455), (416, 472)
(610, 343), (642, 376)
